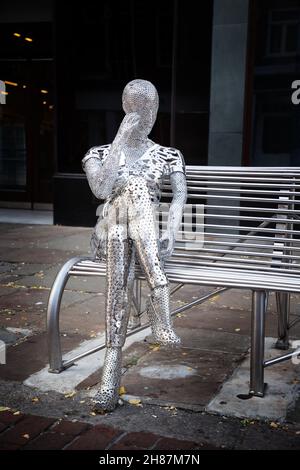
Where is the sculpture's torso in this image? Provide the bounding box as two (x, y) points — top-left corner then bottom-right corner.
(84, 142), (185, 205)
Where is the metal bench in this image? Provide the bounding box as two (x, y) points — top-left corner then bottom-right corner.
(47, 166), (300, 398)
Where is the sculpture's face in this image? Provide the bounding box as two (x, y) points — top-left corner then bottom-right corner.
(122, 79), (159, 136)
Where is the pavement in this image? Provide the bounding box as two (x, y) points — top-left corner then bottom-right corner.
(0, 222), (300, 450)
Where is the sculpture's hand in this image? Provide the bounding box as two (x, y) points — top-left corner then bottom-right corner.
(159, 229), (175, 260)
(113, 112), (140, 148)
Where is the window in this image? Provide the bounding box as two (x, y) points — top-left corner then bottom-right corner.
(266, 8), (300, 56)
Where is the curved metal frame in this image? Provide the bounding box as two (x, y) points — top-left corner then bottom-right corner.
(46, 165), (300, 399)
(47, 256), (93, 372)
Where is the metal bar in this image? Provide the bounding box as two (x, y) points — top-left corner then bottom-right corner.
(275, 291), (290, 351)
(165, 265), (300, 281)
(165, 185), (300, 196)
(176, 231), (300, 244)
(167, 181), (300, 189)
(249, 290), (267, 397)
(182, 175), (300, 183)
(176, 239), (300, 252)
(168, 255), (300, 270)
(182, 223), (300, 235)
(162, 192), (299, 203)
(264, 349), (300, 367)
(47, 256), (93, 373)
(173, 248), (300, 261)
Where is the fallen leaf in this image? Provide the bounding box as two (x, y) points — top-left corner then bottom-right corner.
(149, 343), (160, 350)
(129, 398), (141, 406)
(270, 422), (278, 429)
(13, 411), (21, 416)
(119, 386), (126, 395)
(22, 434), (30, 439)
(31, 397), (39, 403)
(235, 328), (241, 332)
(90, 412), (96, 416)
(0, 406), (10, 412)
(64, 391), (76, 399)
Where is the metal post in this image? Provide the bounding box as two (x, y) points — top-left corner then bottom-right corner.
(47, 257), (90, 373)
(128, 279), (142, 330)
(249, 289), (267, 397)
(275, 292), (290, 350)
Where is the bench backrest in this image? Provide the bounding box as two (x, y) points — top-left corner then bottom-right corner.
(161, 166), (300, 278)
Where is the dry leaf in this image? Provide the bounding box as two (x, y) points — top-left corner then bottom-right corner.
(292, 379), (300, 384)
(90, 412), (96, 416)
(270, 422), (278, 429)
(119, 386), (126, 395)
(235, 328), (241, 332)
(13, 411), (21, 416)
(149, 343), (160, 350)
(22, 434), (30, 439)
(149, 345), (160, 352)
(64, 391), (76, 399)
(129, 398), (141, 406)
(0, 406), (10, 412)
(31, 397), (39, 403)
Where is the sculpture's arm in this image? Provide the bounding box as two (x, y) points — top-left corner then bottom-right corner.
(83, 113), (140, 200)
(160, 171), (187, 259)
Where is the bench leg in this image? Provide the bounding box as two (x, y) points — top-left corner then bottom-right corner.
(128, 279), (142, 330)
(249, 290), (267, 397)
(275, 292), (290, 350)
(47, 256), (88, 373)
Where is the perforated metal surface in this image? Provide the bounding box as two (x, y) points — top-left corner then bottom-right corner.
(83, 80), (187, 411)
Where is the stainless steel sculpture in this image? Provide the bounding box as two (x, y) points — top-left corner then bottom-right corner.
(82, 79), (187, 412)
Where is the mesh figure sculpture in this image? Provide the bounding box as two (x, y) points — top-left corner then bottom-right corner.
(82, 79), (187, 412)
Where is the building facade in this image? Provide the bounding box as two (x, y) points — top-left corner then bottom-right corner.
(0, 0), (299, 226)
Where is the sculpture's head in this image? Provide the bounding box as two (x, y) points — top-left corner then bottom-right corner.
(122, 79), (159, 136)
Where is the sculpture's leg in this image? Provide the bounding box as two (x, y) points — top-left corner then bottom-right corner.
(93, 223), (135, 412)
(147, 284), (181, 346)
(127, 177), (180, 346)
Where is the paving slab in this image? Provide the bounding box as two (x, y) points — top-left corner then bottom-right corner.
(122, 345), (242, 408)
(206, 337), (300, 422)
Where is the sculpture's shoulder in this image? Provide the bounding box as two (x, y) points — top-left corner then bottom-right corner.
(155, 145), (185, 175)
(82, 144), (111, 171)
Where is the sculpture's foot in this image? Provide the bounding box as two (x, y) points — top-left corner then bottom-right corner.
(147, 286), (181, 348)
(92, 388), (120, 413)
(151, 326), (181, 347)
(92, 347), (122, 413)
